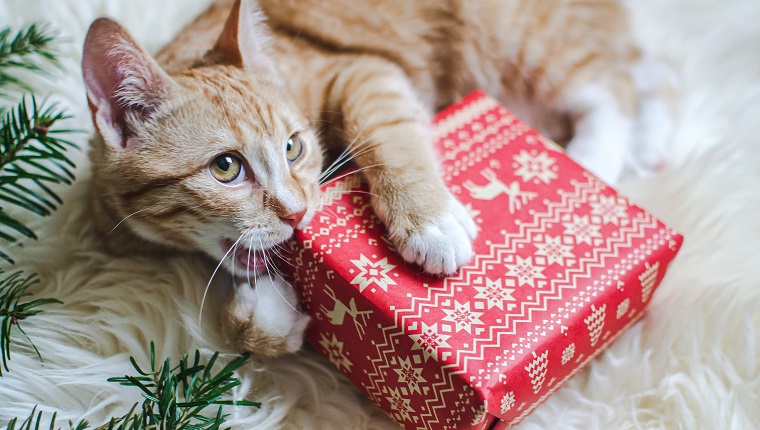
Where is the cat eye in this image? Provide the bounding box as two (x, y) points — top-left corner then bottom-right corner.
(209, 154), (245, 185)
(285, 133), (304, 163)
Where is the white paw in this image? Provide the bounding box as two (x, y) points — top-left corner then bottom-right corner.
(224, 278), (309, 355)
(397, 197), (476, 275)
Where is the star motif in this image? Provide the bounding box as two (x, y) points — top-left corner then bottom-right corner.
(589, 194), (629, 225)
(473, 277), (516, 310)
(442, 301), (484, 333)
(318, 333), (352, 373)
(386, 387), (415, 422)
(500, 391), (516, 414)
(513, 150), (558, 184)
(561, 343), (576, 365)
(563, 214), (602, 245)
(409, 322), (451, 362)
(534, 235), (575, 265)
(505, 256), (546, 288)
(350, 254), (397, 292)
(394, 356), (427, 395)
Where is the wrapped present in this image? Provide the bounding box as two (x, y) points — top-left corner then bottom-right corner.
(289, 91), (683, 429)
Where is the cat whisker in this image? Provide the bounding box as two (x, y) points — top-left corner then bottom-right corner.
(318, 127), (379, 181)
(198, 233), (245, 329)
(259, 237), (301, 316)
(106, 208), (150, 236)
(320, 163), (384, 188)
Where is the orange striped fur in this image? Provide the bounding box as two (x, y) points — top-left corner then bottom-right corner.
(82, 0), (672, 356)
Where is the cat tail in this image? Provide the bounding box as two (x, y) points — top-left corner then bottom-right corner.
(628, 53), (680, 176)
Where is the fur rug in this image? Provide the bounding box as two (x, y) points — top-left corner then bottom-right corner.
(1, 0), (759, 428)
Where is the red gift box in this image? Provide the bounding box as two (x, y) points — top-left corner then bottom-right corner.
(289, 91), (683, 429)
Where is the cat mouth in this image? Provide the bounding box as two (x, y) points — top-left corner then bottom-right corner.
(220, 238), (269, 273)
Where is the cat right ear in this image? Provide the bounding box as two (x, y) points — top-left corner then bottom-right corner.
(207, 0), (278, 78)
(82, 18), (174, 149)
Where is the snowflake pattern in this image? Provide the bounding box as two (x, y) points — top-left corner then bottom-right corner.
(350, 254), (397, 292)
(561, 343), (576, 365)
(505, 256), (546, 288)
(590, 194), (629, 225)
(500, 391), (516, 414)
(534, 235), (575, 266)
(386, 387), (415, 422)
(513, 150), (558, 184)
(473, 277), (516, 310)
(443, 301), (485, 333)
(563, 214), (602, 245)
(409, 322), (451, 362)
(318, 333), (353, 373)
(394, 356), (427, 395)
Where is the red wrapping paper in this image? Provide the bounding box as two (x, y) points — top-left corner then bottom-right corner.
(289, 91), (683, 429)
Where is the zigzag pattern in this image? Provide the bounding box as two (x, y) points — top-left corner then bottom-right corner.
(291, 92), (683, 429)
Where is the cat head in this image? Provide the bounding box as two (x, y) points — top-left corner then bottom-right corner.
(82, 0), (322, 275)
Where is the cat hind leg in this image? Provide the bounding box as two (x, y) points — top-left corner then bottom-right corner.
(563, 83), (635, 185)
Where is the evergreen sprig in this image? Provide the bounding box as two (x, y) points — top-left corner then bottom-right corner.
(0, 23), (60, 97)
(0, 95), (77, 263)
(6, 344), (259, 430)
(0, 270), (61, 376)
(0, 21), (76, 376)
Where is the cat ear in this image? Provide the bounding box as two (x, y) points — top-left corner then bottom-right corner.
(82, 18), (174, 149)
(208, 0), (278, 77)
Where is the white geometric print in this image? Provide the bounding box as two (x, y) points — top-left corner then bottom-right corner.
(394, 356), (427, 395)
(409, 322), (451, 362)
(639, 261), (660, 303)
(500, 391), (516, 414)
(463, 168), (537, 213)
(561, 343), (576, 365)
(442, 301), (485, 334)
(563, 214), (603, 245)
(525, 350), (550, 394)
(350, 254), (397, 292)
(584, 304), (607, 346)
(318, 333), (353, 373)
(590, 194), (630, 225)
(505, 256), (547, 288)
(534, 235), (575, 266)
(617, 298), (630, 319)
(513, 149), (558, 184)
(386, 387), (415, 423)
(472, 277), (516, 310)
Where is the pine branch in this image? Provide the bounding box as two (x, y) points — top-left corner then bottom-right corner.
(0, 23), (60, 97)
(5, 344), (259, 430)
(0, 270), (61, 376)
(0, 94), (77, 263)
(0, 22), (77, 375)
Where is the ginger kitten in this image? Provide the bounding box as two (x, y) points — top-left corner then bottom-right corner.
(82, 0), (672, 356)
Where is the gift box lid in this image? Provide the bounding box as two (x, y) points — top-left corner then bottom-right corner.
(291, 90), (683, 429)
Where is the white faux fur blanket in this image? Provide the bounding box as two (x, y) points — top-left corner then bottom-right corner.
(1, 0), (759, 428)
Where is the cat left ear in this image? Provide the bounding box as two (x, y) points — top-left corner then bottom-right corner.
(82, 18), (175, 149)
(207, 0), (278, 78)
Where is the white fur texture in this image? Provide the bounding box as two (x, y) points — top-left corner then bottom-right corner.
(0, 0), (759, 428)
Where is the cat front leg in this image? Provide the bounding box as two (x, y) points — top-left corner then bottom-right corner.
(323, 57), (476, 275)
(220, 276), (310, 357)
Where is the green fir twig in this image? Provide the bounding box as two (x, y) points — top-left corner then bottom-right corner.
(0, 23), (60, 97)
(0, 95), (77, 263)
(0, 22), (77, 376)
(5, 344), (259, 430)
(0, 270), (61, 376)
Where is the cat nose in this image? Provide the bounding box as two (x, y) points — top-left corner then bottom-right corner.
(280, 209), (306, 229)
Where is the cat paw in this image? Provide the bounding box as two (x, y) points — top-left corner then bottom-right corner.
(396, 197), (477, 275)
(220, 278), (309, 357)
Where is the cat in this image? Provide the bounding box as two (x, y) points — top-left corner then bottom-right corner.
(81, 0), (673, 357)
